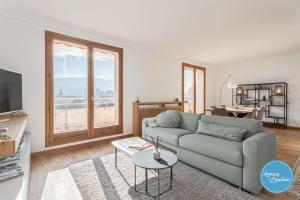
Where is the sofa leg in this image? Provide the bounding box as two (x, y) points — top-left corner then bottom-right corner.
(239, 186), (242, 191)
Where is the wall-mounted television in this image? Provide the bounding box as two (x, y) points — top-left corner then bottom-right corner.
(0, 69), (22, 114)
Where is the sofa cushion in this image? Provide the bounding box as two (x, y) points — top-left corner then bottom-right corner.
(201, 115), (263, 139)
(179, 134), (243, 167)
(145, 127), (193, 146)
(196, 120), (248, 142)
(156, 110), (182, 128)
(179, 112), (202, 132)
(147, 119), (159, 128)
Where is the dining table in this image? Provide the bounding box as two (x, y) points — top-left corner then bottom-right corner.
(205, 106), (260, 117)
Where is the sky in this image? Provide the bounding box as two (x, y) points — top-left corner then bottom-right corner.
(53, 42), (115, 96)
(53, 43), (115, 80)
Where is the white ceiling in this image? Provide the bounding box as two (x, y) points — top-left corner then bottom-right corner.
(1, 0), (300, 64)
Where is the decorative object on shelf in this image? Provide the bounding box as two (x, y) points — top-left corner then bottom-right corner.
(159, 104), (166, 107)
(243, 89), (248, 96)
(0, 128), (8, 135)
(135, 97), (140, 103)
(0, 163), (24, 182)
(150, 136), (162, 160)
(274, 85), (284, 95)
(262, 95), (267, 101)
(0, 133), (11, 142)
(174, 98), (179, 103)
(0, 115), (27, 156)
(235, 87), (244, 105)
(219, 73), (238, 105)
(257, 85), (263, 90)
(236, 87), (244, 95)
(0, 135), (24, 167)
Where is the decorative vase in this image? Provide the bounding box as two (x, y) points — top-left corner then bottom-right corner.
(274, 85), (284, 95)
(153, 149), (160, 160)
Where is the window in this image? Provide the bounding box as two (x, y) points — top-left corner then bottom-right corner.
(182, 63), (206, 114)
(45, 31), (123, 146)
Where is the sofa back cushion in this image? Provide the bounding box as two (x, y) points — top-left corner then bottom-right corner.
(179, 112), (202, 132)
(156, 110), (182, 128)
(196, 121), (248, 142)
(200, 115), (263, 139)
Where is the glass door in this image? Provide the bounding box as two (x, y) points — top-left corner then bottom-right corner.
(52, 39), (89, 137)
(182, 63), (206, 114)
(91, 46), (122, 136)
(183, 67), (194, 113)
(196, 68), (205, 114)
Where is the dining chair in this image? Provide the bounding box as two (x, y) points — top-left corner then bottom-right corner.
(213, 107), (230, 117)
(244, 109), (257, 119)
(256, 107), (266, 121)
(210, 106), (216, 115)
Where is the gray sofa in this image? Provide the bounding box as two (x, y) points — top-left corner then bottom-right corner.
(142, 113), (276, 194)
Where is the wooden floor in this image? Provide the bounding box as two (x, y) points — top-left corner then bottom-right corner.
(29, 128), (300, 200)
(262, 128), (300, 200)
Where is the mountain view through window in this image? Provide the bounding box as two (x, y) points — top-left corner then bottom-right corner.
(53, 40), (116, 133)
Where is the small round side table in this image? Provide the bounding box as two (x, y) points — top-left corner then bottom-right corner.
(132, 149), (178, 199)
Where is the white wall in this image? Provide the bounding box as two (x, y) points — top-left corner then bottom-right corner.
(0, 16), (216, 152)
(214, 56), (300, 127)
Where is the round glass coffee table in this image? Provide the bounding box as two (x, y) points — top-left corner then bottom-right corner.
(132, 149), (178, 199)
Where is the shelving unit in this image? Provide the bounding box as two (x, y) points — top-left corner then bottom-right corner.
(232, 82), (288, 128)
(0, 114), (30, 200)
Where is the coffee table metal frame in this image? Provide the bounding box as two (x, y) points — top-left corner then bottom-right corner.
(132, 149), (177, 200)
(111, 138), (177, 199)
(134, 164), (174, 199)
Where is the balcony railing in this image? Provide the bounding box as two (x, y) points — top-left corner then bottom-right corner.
(54, 97), (115, 109)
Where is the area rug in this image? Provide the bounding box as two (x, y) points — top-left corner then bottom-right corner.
(289, 157), (300, 199)
(68, 152), (264, 200)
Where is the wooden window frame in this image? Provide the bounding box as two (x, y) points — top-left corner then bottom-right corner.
(181, 62), (206, 114)
(45, 31), (123, 147)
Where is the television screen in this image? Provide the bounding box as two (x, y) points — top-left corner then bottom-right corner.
(0, 69), (22, 113)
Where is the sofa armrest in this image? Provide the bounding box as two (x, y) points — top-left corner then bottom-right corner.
(242, 131), (276, 194)
(142, 117), (156, 138)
